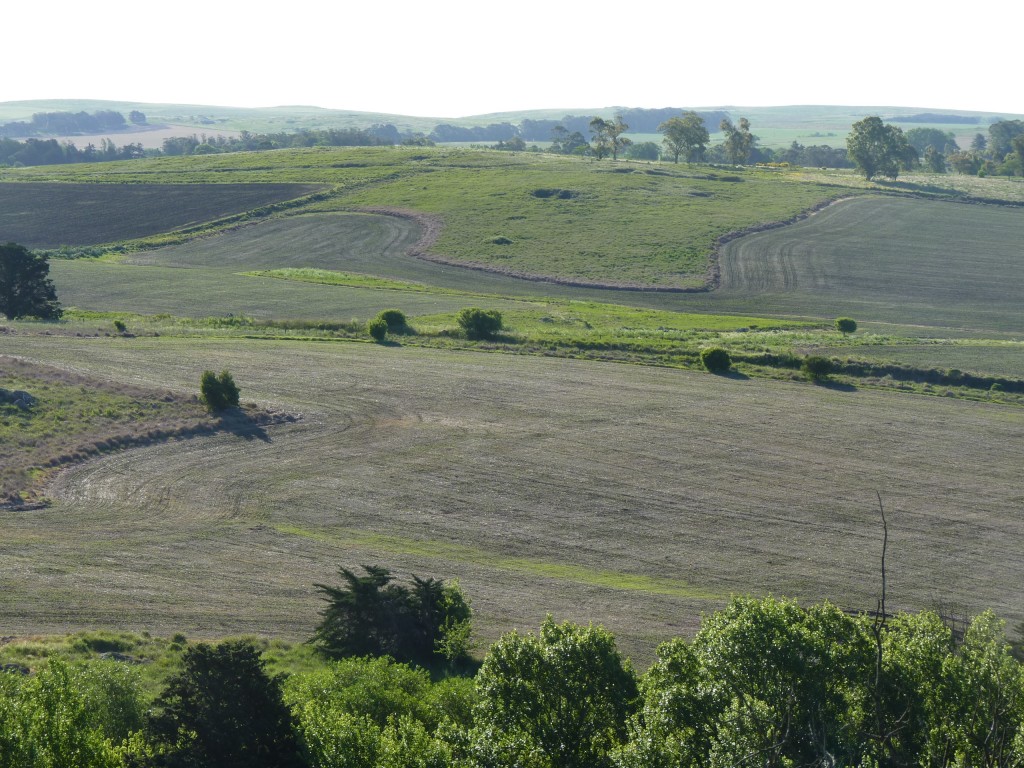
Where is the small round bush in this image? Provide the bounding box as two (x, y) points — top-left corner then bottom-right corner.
(834, 317), (857, 335)
(457, 307), (503, 340)
(802, 355), (834, 380)
(367, 316), (389, 342)
(701, 347), (731, 373)
(376, 309), (408, 333)
(200, 369), (240, 412)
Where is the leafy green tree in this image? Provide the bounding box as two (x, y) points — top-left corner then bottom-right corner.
(0, 242), (62, 320)
(199, 369), (240, 412)
(923, 145), (946, 173)
(846, 116), (915, 181)
(988, 119), (1024, 161)
(456, 307), (503, 340)
(549, 126), (589, 156)
(719, 117), (755, 164)
(470, 617), (637, 768)
(588, 116), (631, 161)
(835, 317), (857, 335)
(700, 347), (731, 373)
(658, 111), (710, 163)
(311, 566), (473, 667)
(905, 127), (957, 155)
(970, 132), (988, 152)
(948, 149), (984, 175)
(143, 640), (305, 768)
(0, 658), (142, 768)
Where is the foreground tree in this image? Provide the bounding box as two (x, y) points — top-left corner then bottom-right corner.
(470, 617), (637, 768)
(658, 111), (710, 163)
(143, 640), (305, 768)
(847, 116), (915, 181)
(311, 565), (473, 667)
(589, 116), (631, 161)
(0, 242), (62, 320)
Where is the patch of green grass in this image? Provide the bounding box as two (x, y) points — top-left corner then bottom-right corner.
(273, 523), (721, 599)
(0, 356), (212, 502)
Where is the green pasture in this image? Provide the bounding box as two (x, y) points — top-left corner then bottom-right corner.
(2, 335), (1023, 660)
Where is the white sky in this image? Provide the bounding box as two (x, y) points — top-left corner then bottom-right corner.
(3, 1), (1019, 118)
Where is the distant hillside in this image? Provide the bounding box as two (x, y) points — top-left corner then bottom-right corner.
(1, 100), (1021, 150)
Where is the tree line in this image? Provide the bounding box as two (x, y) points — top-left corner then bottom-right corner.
(0, 109), (145, 138)
(846, 116), (1024, 180)
(3, 587), (1024, 767)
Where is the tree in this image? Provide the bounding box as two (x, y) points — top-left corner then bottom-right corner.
(199, 369), (240, 412)
(143, 640), (305, 768)
(589, 116), (631, 161)
(456, 307), (503, 340)
(719, 117), (754, 164)
(700, 347), (731, 373)
(847, 116), (915, 181)
(624, 141), (660, 161)
(0, 242), (62, 320)
(802, 355), (834, 380)
(311, 565), (473, 667)
(469, 617), (637, 768)
(835, 317), (857, 335)
(658, 111), (710, 163)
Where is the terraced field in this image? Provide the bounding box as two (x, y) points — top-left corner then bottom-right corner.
(2, 335), (1023, 659)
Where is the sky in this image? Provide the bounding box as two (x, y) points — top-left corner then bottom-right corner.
(3, 1), (1020, 118)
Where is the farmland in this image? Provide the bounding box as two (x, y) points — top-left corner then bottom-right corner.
(2, 145), (1024, 660)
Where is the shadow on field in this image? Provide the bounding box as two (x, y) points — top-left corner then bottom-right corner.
(217, 408), (271, 442)
(875, 180), (967, 198)
(815, 380), (858, 392)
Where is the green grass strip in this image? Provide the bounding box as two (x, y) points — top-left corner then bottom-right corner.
(274, 523), (722, 599)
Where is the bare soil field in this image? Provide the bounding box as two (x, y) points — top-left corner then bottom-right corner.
(0, 182), (323, 248)
(1, 335), (1022, 660)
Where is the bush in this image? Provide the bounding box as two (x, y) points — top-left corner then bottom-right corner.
(802, 355), (834, 380)
(375, 309), (408, 334)
(200, 370), (240, 412)
(456, 307), (503, 340)
(701, 347), (732, 373)
(367, 316), (389, 342)
(835, 317), (857, 334)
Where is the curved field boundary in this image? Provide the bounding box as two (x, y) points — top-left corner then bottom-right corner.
(715, 196), (1024, 331)
(359, 197), (856, 293)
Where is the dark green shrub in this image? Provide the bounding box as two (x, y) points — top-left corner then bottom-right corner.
(701, 347), (732, 373)
(200, 370), (240, 412)
(835, 317), (857, 334)
(367, 316), (388, 342)
(456, 307), (503, 340)
(802, 355), (834, 380)
(375, 308), (408, 333)
(113, 319), (127, 333)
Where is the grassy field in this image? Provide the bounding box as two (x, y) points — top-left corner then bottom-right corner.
(0, 356), (214, 503)
(1, 335), (1022, 661)
(3, 143), (1024, 660)
(0, 148), (848, 288)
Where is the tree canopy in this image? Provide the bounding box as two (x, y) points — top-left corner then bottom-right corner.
(310, 565), (473, 667)
(846, 116), (916, 180)
(0, 242), (62, 320)
(658, 111), (710, 163)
